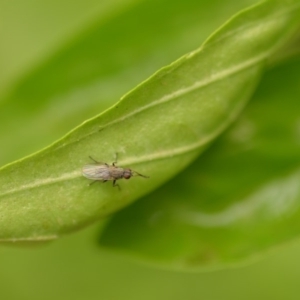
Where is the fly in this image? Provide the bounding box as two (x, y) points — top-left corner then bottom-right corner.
(82, 154), (149, 188)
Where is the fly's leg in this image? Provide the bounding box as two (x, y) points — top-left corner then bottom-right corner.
(112, 152), (118, 166)
(89, 156), (98, 163)
(89, 180), (107, 186)
(113, 179), (120, 190)
(89, 180), (97, 186)
(89, 156), (101, 164)
(89, 156), (108, 166)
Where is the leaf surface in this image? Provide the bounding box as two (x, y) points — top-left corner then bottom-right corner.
(100, 55), (300, 270)
(0, 0), (299, 242)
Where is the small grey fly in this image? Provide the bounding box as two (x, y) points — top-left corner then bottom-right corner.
(82, 155), (149, 188)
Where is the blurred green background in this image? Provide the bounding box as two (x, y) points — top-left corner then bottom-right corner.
(1, 0), (300, 299)
(1, 223), (300, 300)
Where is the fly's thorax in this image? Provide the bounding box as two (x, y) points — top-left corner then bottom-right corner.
(109, 166), (133, 180)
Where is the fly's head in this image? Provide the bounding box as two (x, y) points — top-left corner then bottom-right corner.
(123, 169), (133, 180)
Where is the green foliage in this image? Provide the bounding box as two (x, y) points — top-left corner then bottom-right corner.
(101, 57), (300, 270)
(1, 0), (300, 273)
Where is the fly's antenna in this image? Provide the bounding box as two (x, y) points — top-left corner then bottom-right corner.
(133, 171), (149, 178)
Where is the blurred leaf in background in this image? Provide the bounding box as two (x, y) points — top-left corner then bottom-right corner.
(1, 0), (300, 299)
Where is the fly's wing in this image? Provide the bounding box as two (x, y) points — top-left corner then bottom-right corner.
(82, 164), (111, 181)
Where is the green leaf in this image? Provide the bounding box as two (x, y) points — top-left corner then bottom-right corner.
(0, 0), (300, 242)
(0, 0), (256, 166)
(100, 20), (300, 271)
(100, 55), (300, 271)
